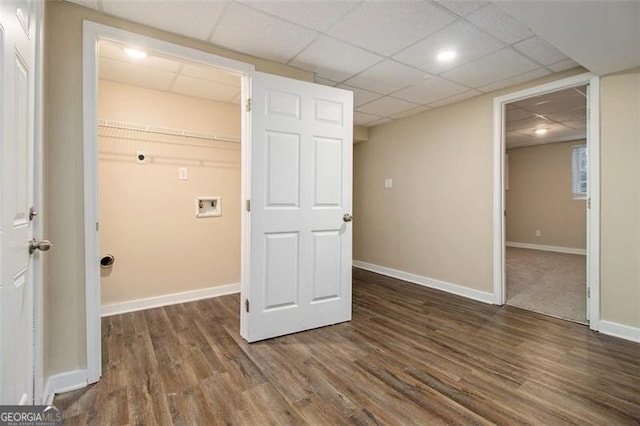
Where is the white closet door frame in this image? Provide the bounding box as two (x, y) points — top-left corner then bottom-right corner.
(82, 21), (255, 385)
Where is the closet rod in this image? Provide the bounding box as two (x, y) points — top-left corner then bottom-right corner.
(97, 119), (241, 144)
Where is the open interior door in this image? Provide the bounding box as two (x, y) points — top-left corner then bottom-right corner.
(0, 0), (40, 404)
(243, 72), (353, 342)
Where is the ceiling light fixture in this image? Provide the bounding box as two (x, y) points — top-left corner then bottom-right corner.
(124, 47), (147, 60)
(534, 128), (549, 135)
(436, 49), (457, 62)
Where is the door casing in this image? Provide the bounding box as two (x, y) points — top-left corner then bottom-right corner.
(82, 21), (254, 385)
(492, 72), (600, 330)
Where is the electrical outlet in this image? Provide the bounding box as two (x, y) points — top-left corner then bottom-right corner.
(535, 229), (541, 237)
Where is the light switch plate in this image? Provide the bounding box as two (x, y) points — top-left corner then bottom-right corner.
(178, 167), (188, 180)
(384, 178), (393, 188)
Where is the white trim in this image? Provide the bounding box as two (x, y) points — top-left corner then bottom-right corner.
(82, 21), (254, 389)
(598, 320), (640, 343)
(42, 369), (89, 402)
(586, 77), (600, 330)
(32, 0), (45, 406)
(353, 261), (494, 304)
(506, 241), (586, 255)
(492, 72), (601, 332)
(101, 283), (240, 317)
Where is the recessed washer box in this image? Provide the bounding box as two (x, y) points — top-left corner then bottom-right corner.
(196, 196), (221, 218)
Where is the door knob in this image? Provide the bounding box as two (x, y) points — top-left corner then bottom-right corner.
(29, 239), (53, 254)
(343, 214), (353, 223)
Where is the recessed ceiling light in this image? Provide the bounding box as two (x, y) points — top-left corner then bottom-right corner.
(437, 49), (457, 62)
(534, 128), (549, 135)
(123, 47), (147, 60)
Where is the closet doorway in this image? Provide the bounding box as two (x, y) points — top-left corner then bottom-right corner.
(96, 40), (243, 316)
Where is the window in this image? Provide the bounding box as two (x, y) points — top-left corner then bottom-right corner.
(572, 144), (587, 199)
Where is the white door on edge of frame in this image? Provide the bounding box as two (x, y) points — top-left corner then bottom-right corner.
(244, 72), (353, 342)
(0, 0), (40, 404)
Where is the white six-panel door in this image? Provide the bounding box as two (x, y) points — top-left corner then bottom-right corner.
(0, 0), (36, 404)
(245, 72), (353, 342)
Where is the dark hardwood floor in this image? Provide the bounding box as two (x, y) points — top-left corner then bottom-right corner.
(55, 269), (640, 425)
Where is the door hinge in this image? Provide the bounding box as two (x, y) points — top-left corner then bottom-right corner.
(587, 198), (591, 209)
(246, 98), (252, 112)
(587, 287), (591, 298)
(246, 199), (251, 212)
(245, 299), (250, 313)
(96, 221), (99, 231)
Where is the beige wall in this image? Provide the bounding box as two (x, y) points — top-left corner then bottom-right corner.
(354, 95), (495, 292)
(354, 66), (640, 332)
(98, 80), (241, 306)
(506, 141), (586, 249)
(43, 0), (312, 379)
(600, 69), (640, 328)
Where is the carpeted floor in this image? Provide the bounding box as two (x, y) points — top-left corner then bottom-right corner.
(506, 247), (586, 324)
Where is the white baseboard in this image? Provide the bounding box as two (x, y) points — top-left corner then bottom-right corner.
(43, 369), (89, 402)
(353, 260), (494, 304)
(598, 320), (640, 343)
(101, 283), (240, 317)
(506, 241), (586, 255)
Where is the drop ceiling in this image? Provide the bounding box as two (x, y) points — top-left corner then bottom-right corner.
(505, 85), (587, 149)
(67, 0), (597, 127)
(99, 40), (241, 104)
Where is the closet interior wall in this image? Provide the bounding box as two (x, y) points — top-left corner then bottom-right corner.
(98, 79), (241, 308)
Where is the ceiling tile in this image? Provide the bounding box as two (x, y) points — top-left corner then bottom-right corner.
(548, 58), (581, 72)
(564, 120), (587, 129)
(327, 1), (456, 56)
(505, 106), (536, 121)
(237, 0), (356, 32)
(390, 106), (430, 120)
(102, 1), (228, 41)
(337, 84), (384, 107)
(441, 48), (538, 88)
(171, 75), (240, 103)
(354, 111), (384, 126)
(506, 116), (549, 132)
(434, 0), (488, 17)
(100, 41), (182, 73)
(393, 20), (503, 75)
(428, 89), (482, 107)
(366, 117), (393, 128)
(391, 76), (470, 105)
(344, 60), (431, 95)
(211, 3), (319, 63)
(513, 36), (568, 65)
(466, 4), (534, 44)
(99, 58), (175, 92)
(180, 63), (240, 87)
(545, 107), (587, 122)
(505, 131), (534, 149)
(289, 36), (383, 83)
(314, 75), (339, 86)
(357, 96), (420, 117)
(477, 67), (550, 93)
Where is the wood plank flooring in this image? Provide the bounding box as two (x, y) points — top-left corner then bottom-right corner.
(55, 269), (640, 425)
